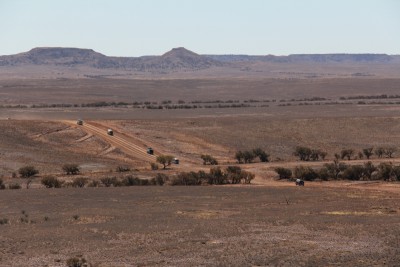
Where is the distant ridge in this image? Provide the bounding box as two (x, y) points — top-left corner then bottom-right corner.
(0, 47), (223, 70)
(0, 47), (399, 78)
(206, 53), (395, 63)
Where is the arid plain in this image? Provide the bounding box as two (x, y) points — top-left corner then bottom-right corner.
(1, 48), (400, 266)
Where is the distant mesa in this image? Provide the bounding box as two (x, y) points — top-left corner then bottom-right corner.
(0, 47), (398, 74)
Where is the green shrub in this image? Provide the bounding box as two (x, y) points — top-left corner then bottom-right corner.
(0, 218), (9, 225)
(0, 179), (5, 190)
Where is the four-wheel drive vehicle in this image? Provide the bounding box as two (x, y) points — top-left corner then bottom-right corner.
(147, 147), (154, 155)
(107, 129), (113, 136)
(295, 179), (304, 186)
(77, 119), (83, 125)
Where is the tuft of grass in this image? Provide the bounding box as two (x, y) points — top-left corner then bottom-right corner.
(72, 215), (79, 221)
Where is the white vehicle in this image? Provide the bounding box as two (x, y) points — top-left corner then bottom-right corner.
(107, 129), (113, 136)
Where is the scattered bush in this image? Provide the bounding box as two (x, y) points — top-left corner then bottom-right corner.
(201, 154), (219, 165)
(0, 218), (9, 225)
(8, 183), (21, 189)
(87, 180), (100, 187)
(362, 147), (374, 159)
(18, 166), (39, 178)
(100, 177), (119, 187)
(116, 165), (131, 172)
(340, 149), (354, 160)
(62, 164), (80, 175)
(235, 150), (256, 163)
(0, 179), (5, 190)
(150, 162), (159, 170)
(41, 176), (63, 188)
(66, 256), (88, 267)
(71, 177), (88, 188)
(293, 147), (327, 161)
(253, 148), (270, 162)
(151, 173), (169, 185)
(275, 167), (292, 179)
(294, 166), (319, 181)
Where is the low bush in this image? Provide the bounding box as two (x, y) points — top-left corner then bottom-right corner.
(0, 179), (5, 190)
(100, 177), (120, 187)
(8, 183), (21, 189)
(41, 176), (63, 188)
(275, 167), (292, 179)
(62, 164), (80, 175)
(18, 166), (39, 178)
(116, 165), (131, 172)
(71, 177), (88, 188)
(150, 163), (159, 170)
(66, 256), (88, 267)
(201, 154), (218, 165)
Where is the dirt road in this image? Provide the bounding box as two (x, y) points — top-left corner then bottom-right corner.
(65, 120), (156, 162)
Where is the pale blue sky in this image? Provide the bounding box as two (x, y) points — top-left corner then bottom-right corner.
(1, 0), (399, 56)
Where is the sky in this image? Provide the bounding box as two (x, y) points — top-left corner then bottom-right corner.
(0, 0), (399, 56)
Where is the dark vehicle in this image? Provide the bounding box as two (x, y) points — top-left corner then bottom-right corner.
(147, 147), (154, 155)
(173, 158), (179, 164)
(77, 119), (83, 125)
(107, 129), (113, 136)
(295, 179), (304, 186)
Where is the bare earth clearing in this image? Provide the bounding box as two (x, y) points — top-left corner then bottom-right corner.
(1, 76), (400, 266)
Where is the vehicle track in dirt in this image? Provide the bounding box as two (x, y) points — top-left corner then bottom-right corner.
(65, 120), (156, 163)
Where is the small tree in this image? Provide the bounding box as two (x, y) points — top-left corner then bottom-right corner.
(243, 151), (256, 163)
(377, 163), (393, 181)
(156, 155), (174, 169)
(0, 179), (5, 190)
(235, 151), (244, 164)
(340, 149), (354, 161)
(62, 164), (80, 175)
(324, 159), (347, 179)
(201, 154), (218, 165)
(253, 148), (269, 162)
(293, 146), (312, 161)
(363, 161), (377, 180)
(241, 170), (255, 184)
(375, 147), (385, 158)
(294, 166), (318, 181)
(362, 147), (374, 159)
(342, 165), (364, 181)
(18, 166), (39, 178)
(274, 167), (292, 179)
(384, 147), (397, 158)
(226, 166), (242, 184)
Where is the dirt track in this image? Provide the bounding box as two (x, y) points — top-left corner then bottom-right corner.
(65, 120), (156, 162)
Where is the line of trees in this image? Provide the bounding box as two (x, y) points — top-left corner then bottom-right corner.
(171, 166), (254, 185)
(235, 148), (269, 164)
(275, 160), (400, 182)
